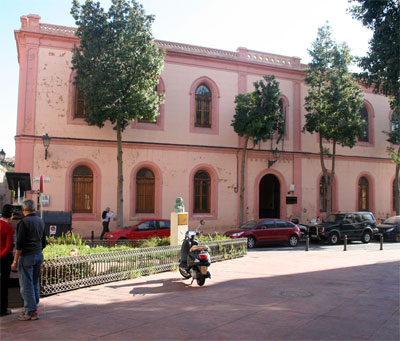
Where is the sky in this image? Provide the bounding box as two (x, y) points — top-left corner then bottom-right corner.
(0, 0), (372, 158)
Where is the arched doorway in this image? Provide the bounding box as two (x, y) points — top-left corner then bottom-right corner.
(259, 174), (280, 218)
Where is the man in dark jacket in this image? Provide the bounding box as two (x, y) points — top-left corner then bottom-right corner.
(11, 200), (46, 321)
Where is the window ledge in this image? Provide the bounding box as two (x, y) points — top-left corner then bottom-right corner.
(72, 213), (98, 221)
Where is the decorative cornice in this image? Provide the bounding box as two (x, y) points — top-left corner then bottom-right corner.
(18, 14), (306, 71)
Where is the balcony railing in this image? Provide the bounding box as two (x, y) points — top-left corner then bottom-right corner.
(40, 239), (247, 296)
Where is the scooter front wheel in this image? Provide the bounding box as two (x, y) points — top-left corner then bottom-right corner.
(196, 274), (206, 286)
(179, 267), (191, 279)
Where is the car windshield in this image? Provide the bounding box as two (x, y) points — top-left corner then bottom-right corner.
(383, 216), (400, 225)
(325, 214), (345, 223)
(239, 220), (261, 229)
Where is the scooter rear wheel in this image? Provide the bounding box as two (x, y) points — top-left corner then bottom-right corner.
(196, 274), (206, 286)
(179, 267), (191, 279)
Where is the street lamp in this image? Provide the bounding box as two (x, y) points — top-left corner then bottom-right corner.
(42, 133), (51, 160)
(268, 147), (280, 168)
(0, 149), (5, 162)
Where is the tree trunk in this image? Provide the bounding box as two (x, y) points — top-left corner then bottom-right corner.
(239, 136), (250, 226)
(319, 135), (336, 216)
(116, 121), (124, 228)
(395, 148), (400, 215)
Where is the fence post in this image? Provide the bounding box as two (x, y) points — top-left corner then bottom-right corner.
(380, 233), (383, 250)
(343, 235), (347, 251)
(305, 236), (309, 251)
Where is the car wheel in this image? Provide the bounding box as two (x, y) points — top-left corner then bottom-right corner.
(328, 233), (339, 245)
(247, 236), (256, 249)
(361, 232), (371, 244)
(288, 235), (299, 247)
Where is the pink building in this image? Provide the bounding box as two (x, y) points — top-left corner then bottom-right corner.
(14, 15), (395, 237)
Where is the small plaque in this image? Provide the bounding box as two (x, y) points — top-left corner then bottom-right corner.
(178, 213), (188, 225)
(286, 196), (298, 204)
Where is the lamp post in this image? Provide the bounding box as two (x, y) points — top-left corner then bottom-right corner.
(42, 133), (51, 160)
(268, 147), (280, 168)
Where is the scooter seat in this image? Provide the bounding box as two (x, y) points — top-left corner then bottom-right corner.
(189, 245), (210, 252)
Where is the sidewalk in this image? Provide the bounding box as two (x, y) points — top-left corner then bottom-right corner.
(1, 246), (399, 340)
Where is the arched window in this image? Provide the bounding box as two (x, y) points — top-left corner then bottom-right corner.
(359, 105), (369, 142)
(74, 88), (85, 119)
(195, 84), (211, 128)
(194, 170), (211, 213)
(358, 177), (369, 211)
(319, 177), (328, 212)
(136, 168), (155, 213)
(72, 166), (93, 213)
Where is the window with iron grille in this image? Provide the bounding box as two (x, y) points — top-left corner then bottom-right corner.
(195, 84), (211, 128)
(136, 168), (155, 213)
(194, 170), (210, 213)
(358, 177), (369, 211)
(72, 166), (93, 213)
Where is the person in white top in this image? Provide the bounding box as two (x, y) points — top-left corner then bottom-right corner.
(100, 207), (114, 239)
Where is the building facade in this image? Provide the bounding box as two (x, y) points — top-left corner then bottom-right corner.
(14, 15), (395, 237)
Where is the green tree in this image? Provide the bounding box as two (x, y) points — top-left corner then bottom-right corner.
(349, 0), (400, 214)
(303, 24), (364, 215)
(71, 0), (164, 227)
(232, 75), (282, 225)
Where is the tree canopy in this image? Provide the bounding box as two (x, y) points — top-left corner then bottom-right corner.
(232, 75), (282, 142)
(232, 75), (282, 225)
(71, 0), (164, 130)
(71, 0), (164, 227)
(303, 24), (364, 214)
(349, 0), (400, 109)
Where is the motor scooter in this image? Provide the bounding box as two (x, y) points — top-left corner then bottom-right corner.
(178, 220), (211, 286)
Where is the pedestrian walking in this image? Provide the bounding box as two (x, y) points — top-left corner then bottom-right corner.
(100, 207), (114, 239)
(11, 200), (46, 321)
(0, 204), (14, 316)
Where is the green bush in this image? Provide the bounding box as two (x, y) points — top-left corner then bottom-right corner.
(43, 232), (230, 259)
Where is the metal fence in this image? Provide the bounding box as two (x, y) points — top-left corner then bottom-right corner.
(40, 238), (247, 296)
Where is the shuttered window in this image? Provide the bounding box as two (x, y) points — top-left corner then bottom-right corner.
(195, 85), (211, 128)
(136, 168), (155, 213)
(194, 170), (211, 213)
(358, 177), (369, 211)
(74, 88), (85, 119)
(72, 166), (93, 213)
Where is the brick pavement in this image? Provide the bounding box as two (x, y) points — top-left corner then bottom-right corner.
(1, 246), (399, 340)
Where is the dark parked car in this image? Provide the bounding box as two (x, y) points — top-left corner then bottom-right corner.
(224, 219), (302, 249)
(104, 219), (170, 241)
(377, 216), (400, 242)
(308, 212), (378, 245)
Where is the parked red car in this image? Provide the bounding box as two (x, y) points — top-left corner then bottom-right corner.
(103, 219), (170, 241)
(224, 219), (302, 249)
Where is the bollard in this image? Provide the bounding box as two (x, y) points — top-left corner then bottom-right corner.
(343, 235), (347, 251)
(305, 236), (309, 251)
(91, 230), (94, 241)
(380, 233), (383, 250)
